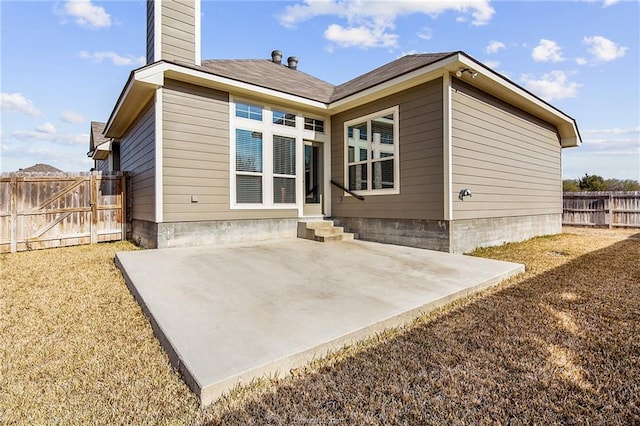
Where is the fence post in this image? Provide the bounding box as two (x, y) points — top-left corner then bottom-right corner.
(120, 173), (127, 241)
(10, 176), (17, 253)
(608, 192), (613, 228)
(90, 174), (98, 244)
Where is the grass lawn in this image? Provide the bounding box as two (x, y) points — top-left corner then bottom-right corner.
(1, 228), (638, 424)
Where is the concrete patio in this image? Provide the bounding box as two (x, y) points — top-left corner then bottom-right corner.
(115, 238), (523, 405)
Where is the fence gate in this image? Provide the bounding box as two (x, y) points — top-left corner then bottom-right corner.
(0, 172), (126, 253)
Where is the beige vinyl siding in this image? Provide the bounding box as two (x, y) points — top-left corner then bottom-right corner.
(451, 78), (562, 220)
(146, 0), (154, 64)
(162, 79), (297, 221)
(160, 0), (195, 65)
(331, 78), (444, 220)
(120, 102), (155, 222)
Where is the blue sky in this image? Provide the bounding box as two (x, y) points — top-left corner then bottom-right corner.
(1, 0), (638, 180)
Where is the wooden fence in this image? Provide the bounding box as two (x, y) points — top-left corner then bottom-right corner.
(0, 172), (127, 253)
(563, 191), (640, 228)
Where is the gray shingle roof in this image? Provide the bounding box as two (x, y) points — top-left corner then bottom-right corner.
(18, 164), (63, 173)
(200, 59), (335, 103)
(90, 121), (109, 152)
(332, 52), (455, 102)
(197, 52), (456, 104)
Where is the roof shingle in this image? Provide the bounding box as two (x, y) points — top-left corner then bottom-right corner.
(18, 164), (63, 173)
(200, 59), (335, 103)
(90, 121), (109, 152)
(332, 52), (455, 102)
(197, 52), (456, 104)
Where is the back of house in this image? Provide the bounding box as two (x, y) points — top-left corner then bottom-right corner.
(92, 0), (581, 253)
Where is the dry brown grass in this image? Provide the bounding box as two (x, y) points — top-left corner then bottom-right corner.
(1, 228), (639, 424)
(0, 242), (201, 424)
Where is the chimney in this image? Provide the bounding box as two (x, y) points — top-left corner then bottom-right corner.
(271, 50), (282, 65)
(147, 0), (201, 66)
(287, 56), (298, 70)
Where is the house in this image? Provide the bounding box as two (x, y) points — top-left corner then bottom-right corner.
(17, 163), (63, 173)
(96, 0), (581, 253)
(88, 121), (119, 172)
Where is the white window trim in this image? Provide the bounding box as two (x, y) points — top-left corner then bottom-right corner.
(229, 95), (328, 212)
(343, 105), (400, 196)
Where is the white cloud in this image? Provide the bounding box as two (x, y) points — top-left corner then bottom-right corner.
(63, 0), (111, 29)
(580, 137), (640, 155)
(12, 130), (53, 141)
(11, 126), (87, 145)
(61, 110), (86, 124)
(325, 24), (398, 49)
(9, 122), (61, 141)
(36, 122), (57, 135)
(521, 71), (581, 101)
(580, 0), (620, 7)
(79, 51), (145, 67)
(583, 36), (627, 62)
(279, 0), (494, 49)
(1, 92), (42, 117)
(0, 143), (93, 173)
(532, 39), (565, 62)
(486, 40), (505, 54)
(583, 127), (640, 136)
(575, 57), (588, 66)
(417, 27), (433, 40)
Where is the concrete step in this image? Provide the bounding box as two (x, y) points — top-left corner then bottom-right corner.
(315, 233), (354, 242)
(297, 220), (354, 242)
(314, 226), (345, 236)
(302, 220), (335, 229)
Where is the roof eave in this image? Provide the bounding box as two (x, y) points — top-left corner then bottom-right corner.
(104, 64), (161, 139)
(104, 61), (330, 139)
(455, 53), (582, 148)
(328, 52), (581, 147)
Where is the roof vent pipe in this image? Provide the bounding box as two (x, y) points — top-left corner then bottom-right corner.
(287, 56), (298, 70)
(271, 50), (282, 65)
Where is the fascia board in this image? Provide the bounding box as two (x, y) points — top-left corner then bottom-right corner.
(104, 72), (135, 136)
(92, 141), (111, 160)
(103, 63), (165, 138)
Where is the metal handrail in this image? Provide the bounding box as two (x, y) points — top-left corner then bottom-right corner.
(330, 180), (365, 201)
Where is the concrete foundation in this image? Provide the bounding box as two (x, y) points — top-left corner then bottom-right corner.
(332, 217), (450, 252)
(332, 214), (562, 254)
(131, 219), (159, 249)
(131, 218), (299, 249)
(131, 214), (561, 252)
(449, 214), (562, 254)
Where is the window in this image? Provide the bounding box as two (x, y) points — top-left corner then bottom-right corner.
(231, 99), (327, 209)
(345, 107), (399, 193)
(235, 102), (262, 121)
(235, 129), (263, 203)
(273, 110), (296, 127)
(273, 135), (296, 203)
(304, 117), (324, 133)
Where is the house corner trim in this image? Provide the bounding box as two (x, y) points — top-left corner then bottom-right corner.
(154, 86), (164, 223)
(443, 72), (453, 221)
(194, 0), (201, 66)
